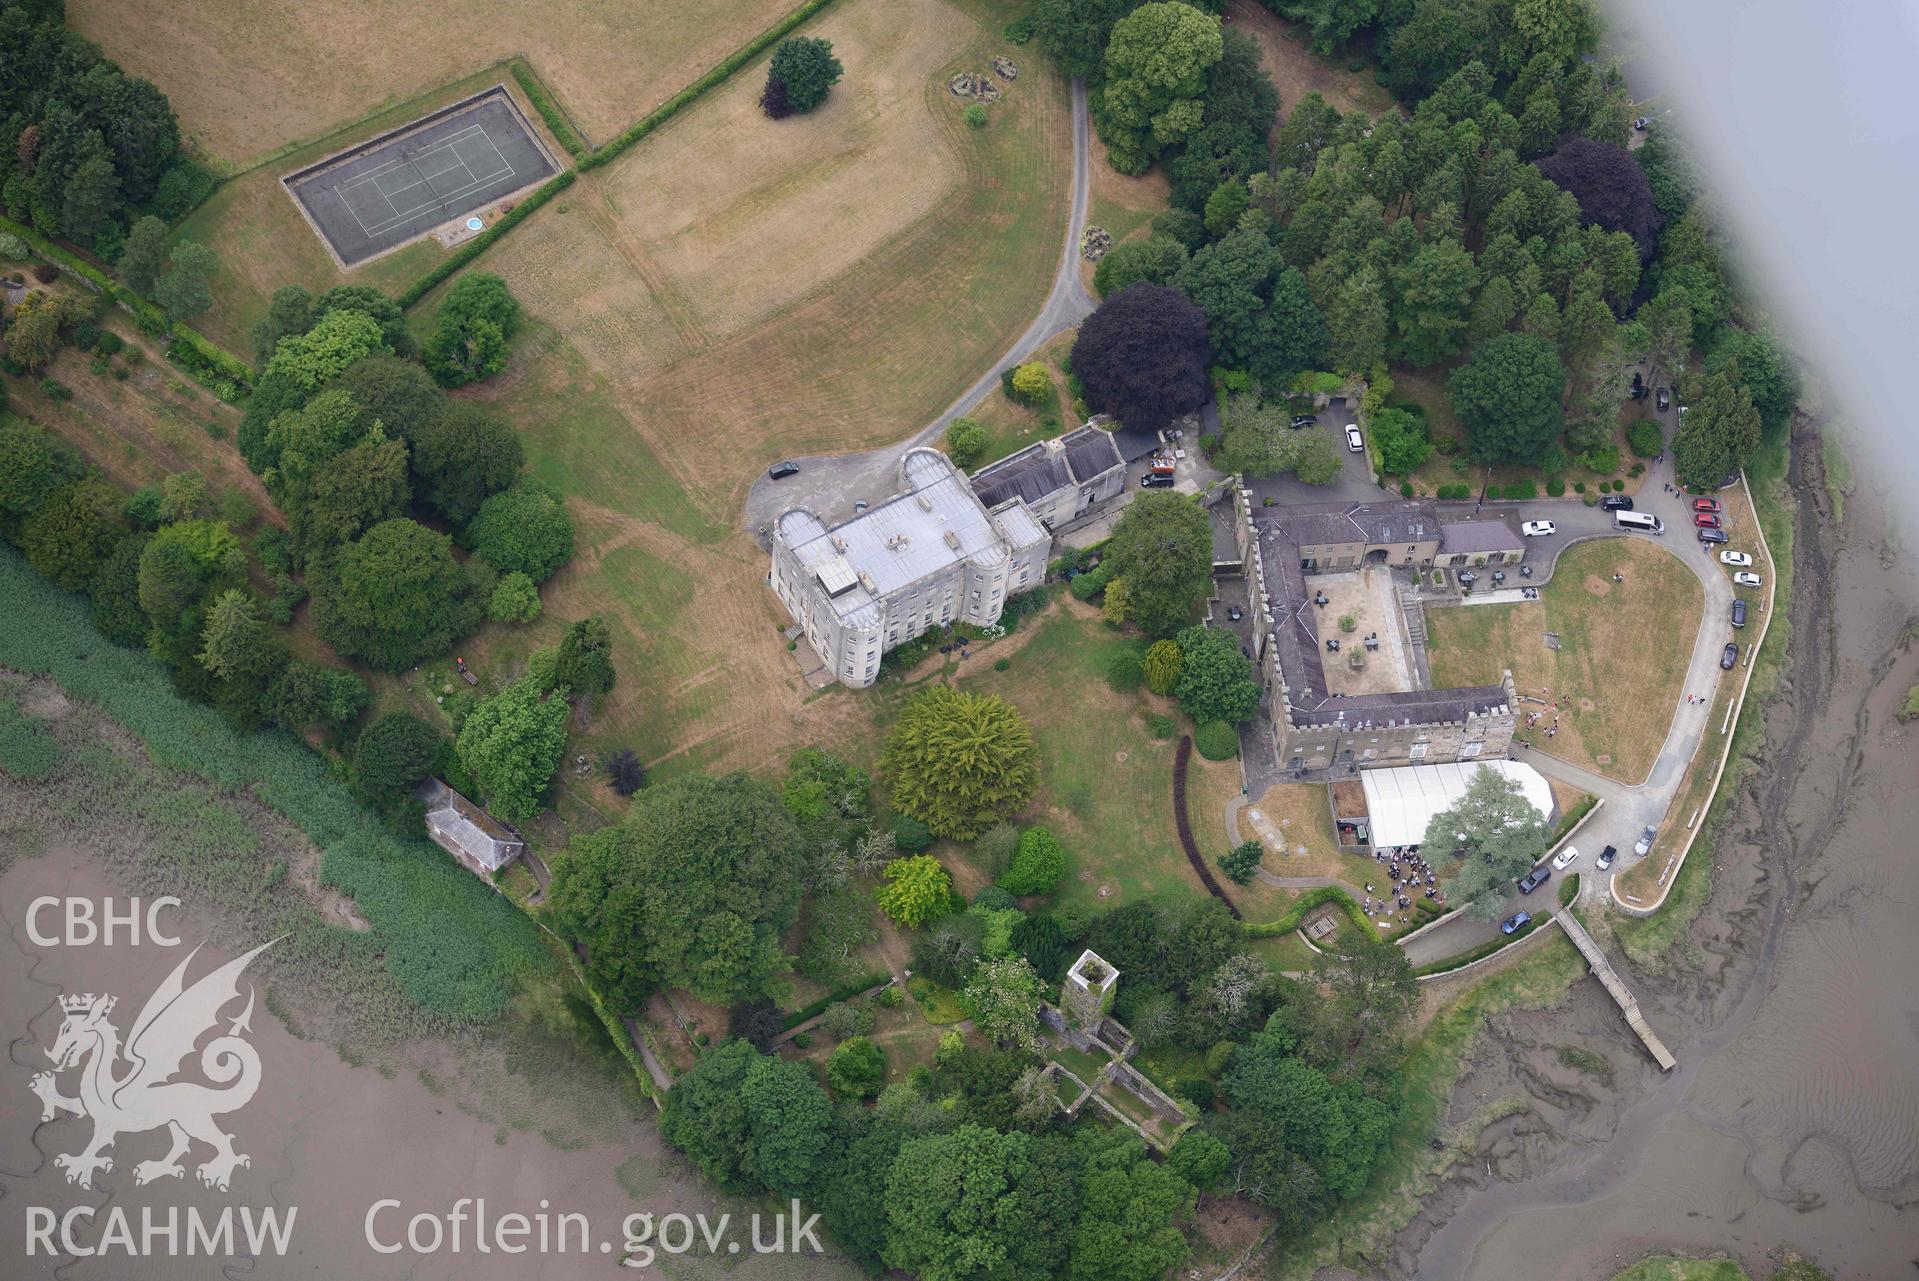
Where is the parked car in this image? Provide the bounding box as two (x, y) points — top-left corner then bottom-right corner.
(1656, 386), (1672, 411)
(1518, 866), (1551, 894)
(1140, 472), (1175, 488)
(1732, 599), (1747, 628)
(1694, 511), (1722, 528)
(1522, 520), (1556, 537)
(1634, 116), (1652, 130)
(1501, 911), (1533, 935)
(1345, 425), (1364, 451)
(1635, 826), (1657, 856)
(1601, 495), (1635, 511)
(1694, 497), (1721, 513)
(767, 461), (800, 480)
(1733, 571), (1762, 588)
(1552, 845), (1581, 871)
(1291, 415), (1317, 428)
(1597, 844), (1618, 871)
(1699, 527), (1729, 545)
(1721, 641), (1739, 670)
(1719, 549), (1753, 566)
(1629, 372), (1647, 399)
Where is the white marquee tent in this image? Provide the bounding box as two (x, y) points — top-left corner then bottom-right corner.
(1359, 760), (1554, 848)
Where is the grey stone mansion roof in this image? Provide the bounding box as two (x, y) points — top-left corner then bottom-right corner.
(1252, 503), (1509, 730)
(970, 424), (1124, 510)
(777, 449), (1019, 629)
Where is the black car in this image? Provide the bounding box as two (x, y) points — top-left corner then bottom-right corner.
(1629, 372), (1647, 399)
(1732, 599), (1747, 628)
(767, 461), (800, 480)
(1699, 527), (1728, 545)
(1597, 844), (1618, 871)
(1721, 642), (1739, 670)
(1290, 415), (1317, 429)
(1656, 386), (1672, 411)
(1601, 495), (1635, 512)
(1518, 866), (1551, 894)
(1140, 472), (1174, 488)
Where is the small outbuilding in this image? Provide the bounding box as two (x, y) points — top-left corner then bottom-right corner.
(416, 778), (525, 878)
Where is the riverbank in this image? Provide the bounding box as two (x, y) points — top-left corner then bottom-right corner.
(1355, 416), (1919, 1279)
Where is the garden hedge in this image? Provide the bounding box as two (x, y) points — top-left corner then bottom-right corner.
(1411, 912), (1547, 977)
(0, 215), (253, 393)
(577, 0), (841, 173)
(511, 63), (587, 158)
(1193, 719), (1239, 760)
(782, 971), (893, 1030)
(396, 169), (576, 307)
(1244, 884), (1371, 938)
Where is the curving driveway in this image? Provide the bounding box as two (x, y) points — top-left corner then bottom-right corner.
(1401, 452), (1745, 965)
(743, 79), (1097, 542)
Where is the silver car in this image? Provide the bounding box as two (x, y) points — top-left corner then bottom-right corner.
(1634, 826), (1656, 856)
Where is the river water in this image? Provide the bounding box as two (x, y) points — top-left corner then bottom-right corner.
(1381, 422), (1919, 1278)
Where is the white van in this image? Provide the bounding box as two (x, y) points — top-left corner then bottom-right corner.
(1615, 511), (1664, 534)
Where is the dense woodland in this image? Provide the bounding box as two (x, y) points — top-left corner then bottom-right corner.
(1054, 0), (1795, 491)
(0, 0), (216, 256)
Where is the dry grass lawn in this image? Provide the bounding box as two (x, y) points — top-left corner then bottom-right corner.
(10, 297), (271, 522)
(69, 0), (799, 166)
(601, 0), (979, 339)
(1425, 538), (1704, 783)
(429, 0), (1070, 778)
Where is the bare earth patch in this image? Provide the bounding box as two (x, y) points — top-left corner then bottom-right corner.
(1224, 0), (1399, 119)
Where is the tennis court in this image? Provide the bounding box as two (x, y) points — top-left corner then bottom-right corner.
(283, 86), (557, 268)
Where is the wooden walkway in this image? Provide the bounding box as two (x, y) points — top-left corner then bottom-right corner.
(1557, 910), (1677, 1071)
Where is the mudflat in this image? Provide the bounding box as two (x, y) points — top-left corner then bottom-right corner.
(0, 853), (860, 1279)
(1372, 422), (1919, 1279)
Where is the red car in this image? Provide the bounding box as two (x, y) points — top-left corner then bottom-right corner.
(1694, 511), (1721, 529)
(1693, 497), (1721, 513)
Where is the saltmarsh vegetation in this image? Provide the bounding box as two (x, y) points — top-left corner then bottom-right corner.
(0, 548), (548, 1029)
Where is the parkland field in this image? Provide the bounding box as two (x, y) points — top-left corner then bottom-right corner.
(127, 0), (1067, 790)
(463, 0), (1070, 783)
(68, 0), (804, 166)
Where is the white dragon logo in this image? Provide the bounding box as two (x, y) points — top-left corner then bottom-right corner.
(30, 939), (278, 1192)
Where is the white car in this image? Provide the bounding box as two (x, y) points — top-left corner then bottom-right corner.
(1345, 425), (1364, 452)
(1522, 520), (1556, 537)
(1719, 550), (1753, 567)
(1552, 845), (1580, 871)
(1733, 571), (1762, 588)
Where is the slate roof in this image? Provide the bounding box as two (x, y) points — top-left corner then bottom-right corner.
(1436, 518), (1524, 554)
(417, 779), (524, 872)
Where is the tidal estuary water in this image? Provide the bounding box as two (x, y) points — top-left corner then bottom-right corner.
(1385, 422), (1919, 1279)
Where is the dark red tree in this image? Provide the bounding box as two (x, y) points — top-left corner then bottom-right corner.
(1534, 137), (1663, 262)
(760, 75), (792, 120)
(1069, 283), (1214, 434)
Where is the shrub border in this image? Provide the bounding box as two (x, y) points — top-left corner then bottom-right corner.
(577, 0), (840, 173)
(0, 215), (254, 391)
(511, 63), (590, 158)
(782, 971), (893, 1030)
(1172, 736), (1242, 917)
